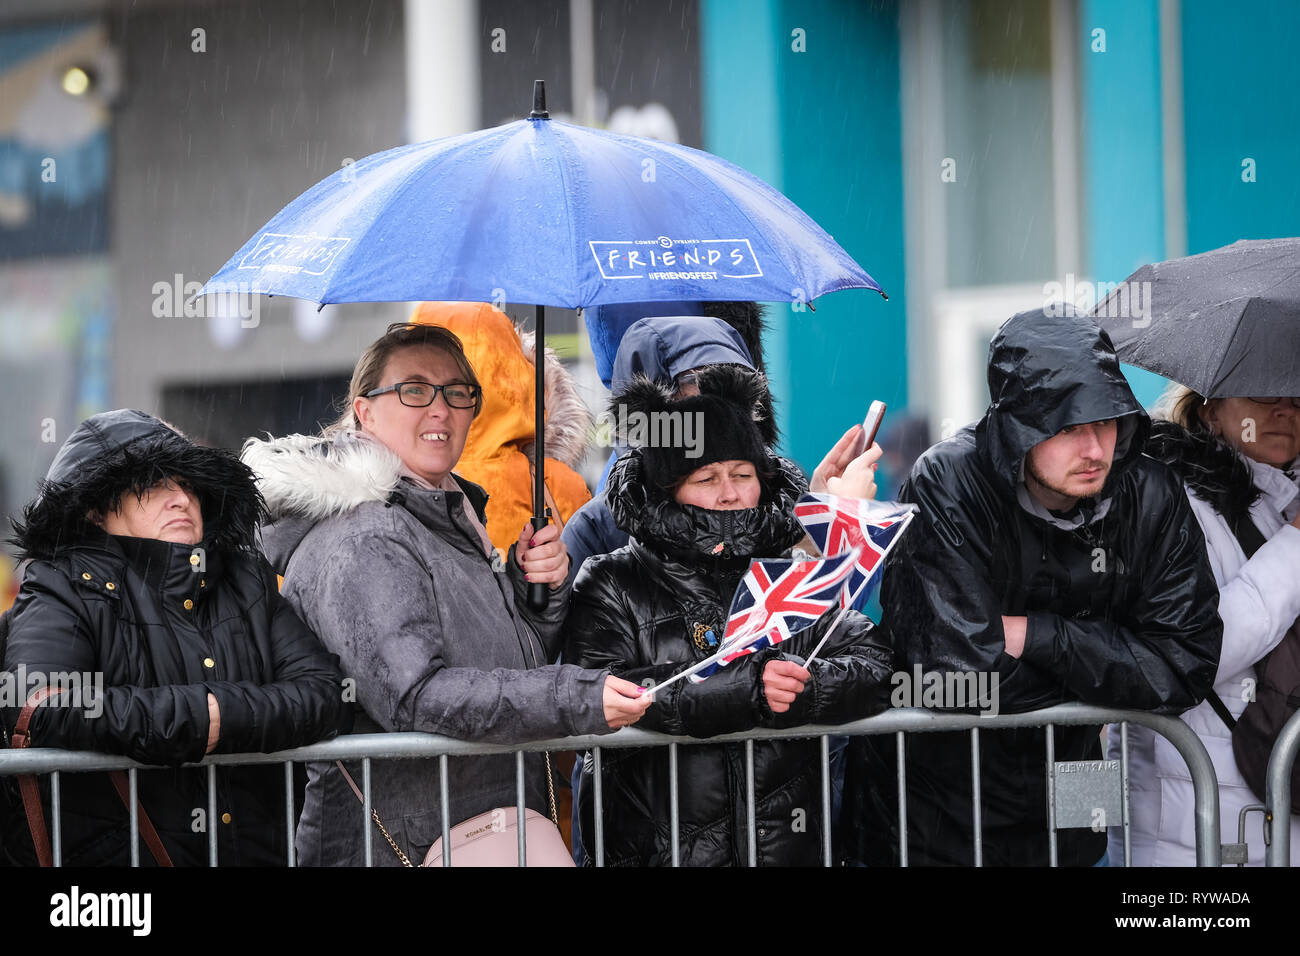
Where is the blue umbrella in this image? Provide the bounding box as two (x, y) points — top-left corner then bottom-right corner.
(204, 81), (885, 605)
(203, 85), (882, 308)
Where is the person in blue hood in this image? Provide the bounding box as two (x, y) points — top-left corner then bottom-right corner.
(563, 312), (778, 587)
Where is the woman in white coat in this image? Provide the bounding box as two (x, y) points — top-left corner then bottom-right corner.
(1108, 385), (1300, 865)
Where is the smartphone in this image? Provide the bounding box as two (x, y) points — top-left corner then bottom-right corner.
(849, 400), (887, 459)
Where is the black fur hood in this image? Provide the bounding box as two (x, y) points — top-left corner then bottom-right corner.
(10, 409), (264, 560)
(1144, 419), (1262, 527)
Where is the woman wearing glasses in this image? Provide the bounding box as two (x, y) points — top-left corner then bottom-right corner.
(1109, 387), (1300, 865)
(243, 323), (650, 866)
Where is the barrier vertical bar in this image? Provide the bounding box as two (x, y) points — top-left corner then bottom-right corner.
(128, 768), (140, 867)
(362, 758), (373, 867)
(516, 750), (527, 867)
(746, 738), (757, 867)
(593, 747), (605, 867)
(284, 761), (296, 867)
(1046, 723), (1058, 867)
(208, 763), (218, 866)
(1120, 722), (1132, 867)
(897, 730), (909, 867)
(50, 771), (61, 867)
(440, 754), (451, 867)
(971, 728), (983, 867)
(820, 735), (832, 867)
(669, 743), (681, 867)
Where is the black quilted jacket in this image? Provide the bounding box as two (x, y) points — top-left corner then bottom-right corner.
(564, 450), (892, 866)
(1, 411), (346, 866)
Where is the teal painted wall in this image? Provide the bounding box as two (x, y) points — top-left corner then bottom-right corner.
(701, 0), (905, 472)
(1078, 0), (1168, 408)
(1181, 0), (1300, 254)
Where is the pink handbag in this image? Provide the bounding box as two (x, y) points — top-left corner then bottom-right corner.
(338, 757), (576, 868)
(421, 806), (574, 867)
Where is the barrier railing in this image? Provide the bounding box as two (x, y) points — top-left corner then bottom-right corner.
(1265, 707), (1300, 867)
(0, 702), (1227, 867)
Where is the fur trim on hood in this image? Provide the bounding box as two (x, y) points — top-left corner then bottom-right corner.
(1145, 419), (1262, 527)
(242, 432), (405, 524)
(11, 409), (263, 560)
(518, 329), (592, 469)
(610, 365), (774, 493)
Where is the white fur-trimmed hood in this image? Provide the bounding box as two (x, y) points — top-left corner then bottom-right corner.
(242, 432), (404, 523)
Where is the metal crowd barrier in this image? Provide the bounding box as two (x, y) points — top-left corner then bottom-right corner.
(0, 702), (1231, 867)
(1265, 707), (1300, 866)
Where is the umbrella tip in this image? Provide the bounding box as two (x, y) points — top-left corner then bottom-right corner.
(530, 80), (549, 119)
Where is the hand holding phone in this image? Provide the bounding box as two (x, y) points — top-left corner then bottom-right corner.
(848, 401), (887, 460)
(810, 401), (887, 495)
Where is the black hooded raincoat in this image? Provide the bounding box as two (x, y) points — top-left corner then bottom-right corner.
(845, 308), (1223, 867)
(1, 411), (346, 866)
(565, 445), (893, 867)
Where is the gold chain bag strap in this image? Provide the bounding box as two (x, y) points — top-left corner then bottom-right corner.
(332, 462), (571, 865)
(336, 755), (567, 867)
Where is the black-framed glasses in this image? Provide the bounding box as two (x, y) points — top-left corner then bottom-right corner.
(1248, 397), (1300, 408)
(363, 381), (481, 409)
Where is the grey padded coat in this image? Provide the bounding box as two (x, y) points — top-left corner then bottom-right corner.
(245, 433), (612, 866)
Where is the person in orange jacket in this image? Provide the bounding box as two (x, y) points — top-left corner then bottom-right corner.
(409, 301), (593, 555)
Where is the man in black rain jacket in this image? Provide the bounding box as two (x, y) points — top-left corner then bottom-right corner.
(845, 307), (1222, 866)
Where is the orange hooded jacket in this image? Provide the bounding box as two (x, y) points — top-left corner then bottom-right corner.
(409, 301), (593, 554)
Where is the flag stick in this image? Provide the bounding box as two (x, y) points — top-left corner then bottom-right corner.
(640, 648), (728, 697)
(802, 605), (852, 668)
(642, 629), (770, 697)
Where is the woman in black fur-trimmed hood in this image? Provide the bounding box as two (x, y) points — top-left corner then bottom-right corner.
(1109, 385), (1300, 865)
(1, 409), (346, 866)
(563, 365), (894, 866)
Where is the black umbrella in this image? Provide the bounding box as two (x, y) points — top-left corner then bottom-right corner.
(1094, 237), (1300, 398)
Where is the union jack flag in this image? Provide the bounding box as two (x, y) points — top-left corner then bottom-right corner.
(689, 548), (860, 683)
(794, 494), (917, 610)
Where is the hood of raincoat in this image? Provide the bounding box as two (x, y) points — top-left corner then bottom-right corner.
(587, 301), (768, 388)
(610, 315), (777, 447)
(409, 300), (591, 469)
(10, 409), (263, 560)
(976, 306), (1149, 498)
(611, 315), (754, 389)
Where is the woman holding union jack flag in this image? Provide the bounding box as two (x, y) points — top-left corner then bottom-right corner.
(564, 365), (894, 866)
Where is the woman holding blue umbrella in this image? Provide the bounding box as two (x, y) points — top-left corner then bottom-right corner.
(244, 322), (651, 866)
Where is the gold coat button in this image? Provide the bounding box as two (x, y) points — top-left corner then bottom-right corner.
(105, 582), (115, 591)
(81, 572), (92, 580)
(200, 579), (206, 588)
(203, 657), (215, 668)
(221, 812), (232, 825)
(183, 599), (194, 610)
(189, 554), (200, 566)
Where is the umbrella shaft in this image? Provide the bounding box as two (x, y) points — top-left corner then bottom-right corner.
(534, 304), (547, 525)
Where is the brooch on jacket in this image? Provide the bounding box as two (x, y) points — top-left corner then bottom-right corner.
(691, 622), (720, 652)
